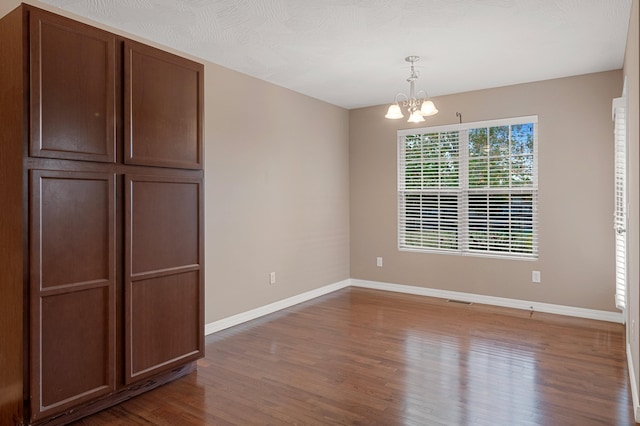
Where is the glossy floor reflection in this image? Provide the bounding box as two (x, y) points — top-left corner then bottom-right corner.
(73, 288), (636, 425)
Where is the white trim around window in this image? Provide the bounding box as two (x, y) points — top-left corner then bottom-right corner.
(397, 116), (538, 260)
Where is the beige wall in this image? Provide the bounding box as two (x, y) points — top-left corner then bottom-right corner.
(350, 70), (622, 311)
(624, 0), (640, 416)
(3, 1), (352, 324)
(203, 64), (350, 322)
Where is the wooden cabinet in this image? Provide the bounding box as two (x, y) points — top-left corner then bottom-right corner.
(0, 5), (204, 425)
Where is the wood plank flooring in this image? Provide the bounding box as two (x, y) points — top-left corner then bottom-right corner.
(72, 287), (636, 425)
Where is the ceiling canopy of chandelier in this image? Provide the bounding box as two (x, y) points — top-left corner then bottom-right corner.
(385, 56), (438, 123)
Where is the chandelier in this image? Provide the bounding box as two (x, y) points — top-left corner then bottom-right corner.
(385, 56), (438, 123)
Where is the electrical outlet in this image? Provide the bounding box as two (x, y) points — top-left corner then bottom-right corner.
(532, 271), (540, 283)
(376, 257), (383, 267)
(269, 272), (276, 285)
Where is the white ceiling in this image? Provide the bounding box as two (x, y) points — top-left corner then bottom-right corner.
(41, 0), (632, 109)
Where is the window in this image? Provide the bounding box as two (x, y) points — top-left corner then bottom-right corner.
(613, 96), (627, 310)
(398, 116), (538, 259)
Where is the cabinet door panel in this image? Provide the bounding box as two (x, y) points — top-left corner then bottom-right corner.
(41, 287), (112, 407)
(129, 179), (199, 274)
(30, 9), (116, 162)
(129, 271), (201, 378)
(125, 175), (204, 383)
(38, 176), (111, 288)
(30, 170), (116, 421)
(125, 40), (203, 169)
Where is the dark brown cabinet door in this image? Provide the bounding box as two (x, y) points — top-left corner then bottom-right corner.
(124, 174), (204, 383)
(29, 9), (116, 163)
(124, 40), (203, 170)
(29, 170), (117, 421)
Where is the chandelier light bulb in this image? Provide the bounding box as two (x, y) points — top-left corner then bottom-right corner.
(420, 100), (438, 116)
(408, 111), (425, 123)
(385, 104), (404, 119)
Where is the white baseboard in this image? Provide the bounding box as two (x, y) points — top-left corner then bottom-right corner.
(204, 279), (351, 335)
(205, 277), (623, 336)
(350, 279), (623, 324)
(627, 343), (640, 422)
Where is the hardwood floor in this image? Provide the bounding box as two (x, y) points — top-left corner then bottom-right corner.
(72, 287), (636, 425)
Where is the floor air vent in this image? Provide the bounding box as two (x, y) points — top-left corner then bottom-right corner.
(447, 299), (473, 305)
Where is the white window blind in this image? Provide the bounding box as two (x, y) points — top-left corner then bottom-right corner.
(398, 116), (538, 259)
(613, 97), (627, 311)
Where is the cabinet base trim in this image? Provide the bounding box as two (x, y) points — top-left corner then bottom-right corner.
(31, 362), (196, 426)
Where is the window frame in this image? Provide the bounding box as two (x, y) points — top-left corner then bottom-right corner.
(397, 115), (538, 260)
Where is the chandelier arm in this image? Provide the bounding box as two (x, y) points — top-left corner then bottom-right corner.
(415, 89), (427, 100)
(395, 92), (409, 105)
